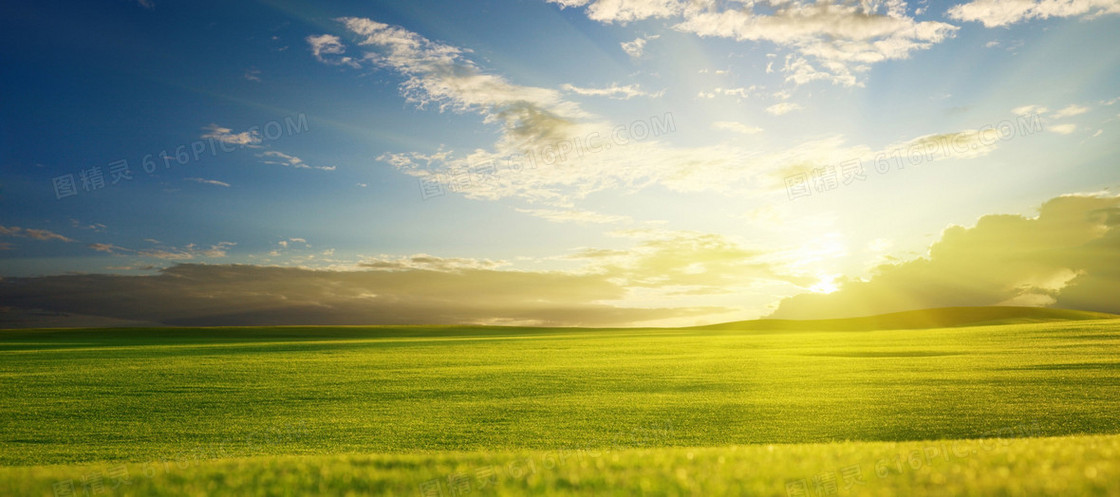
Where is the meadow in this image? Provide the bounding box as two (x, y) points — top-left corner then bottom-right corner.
(1, 308), (1118, 495)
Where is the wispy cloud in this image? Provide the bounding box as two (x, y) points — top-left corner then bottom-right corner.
(186, 177), (231, 187)
(86, 240), (235, 259)
(257, 150), (335, 171)
(0, 226), (74, 242)
(711, 121), (763, 135)
(766, 102), (803, 116)
(560, 83), (662, 99)
(696, 86), (758, 100)
(1050, 124), (1078, 135)
(1052, 104), (1090, 119)
(516, 208), (633, 224)
(88, 243), (130, 254)
(314, 17), (594, 155)
(201, 124), (262, 147)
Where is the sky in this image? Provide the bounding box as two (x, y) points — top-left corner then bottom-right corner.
(1, 0), (1119, 327)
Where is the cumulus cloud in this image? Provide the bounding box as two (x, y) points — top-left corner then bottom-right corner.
(551, 0), (959, 87)
(769, 193), (1120, 319)
(947, 0), (1120, 27)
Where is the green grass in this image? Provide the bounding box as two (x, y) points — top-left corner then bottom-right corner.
(2, 309), (1119, 495)
(2, 434), (1118, 496)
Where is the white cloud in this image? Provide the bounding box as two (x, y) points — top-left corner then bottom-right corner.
(551, 0), (958, 87)
(766, 102), (804, 115)
(711, 121), (764, 135)
(783, 55), (858, 87)
(306, 34), (360, 67)
(696, 86), (758, 100)
(1012, 104), (1048, 116)
(546, 0), (683, 23)
(314, 17), (1029, 209)
(947, 0), (1120, 27)
(621, 34), (659, 58)
(316, 17), (594, 155)
(561, 83), (662, 99)
(1052, 104), (1090, 118)
(1050, 123), (1077, 135)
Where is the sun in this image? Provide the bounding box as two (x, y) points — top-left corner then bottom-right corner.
(809, 273), (840, 294)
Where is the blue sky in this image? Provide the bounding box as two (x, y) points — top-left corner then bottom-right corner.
(1, 0), (1119, 327)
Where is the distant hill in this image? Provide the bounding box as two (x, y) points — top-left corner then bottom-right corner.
(693, 306), (1120, 332)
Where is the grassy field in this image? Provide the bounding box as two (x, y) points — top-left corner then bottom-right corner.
(2, 434), (1118, 496)
(2, 309), (1119, 495)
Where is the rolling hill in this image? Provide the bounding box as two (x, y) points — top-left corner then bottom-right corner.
(693, 306), (1120, 331)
